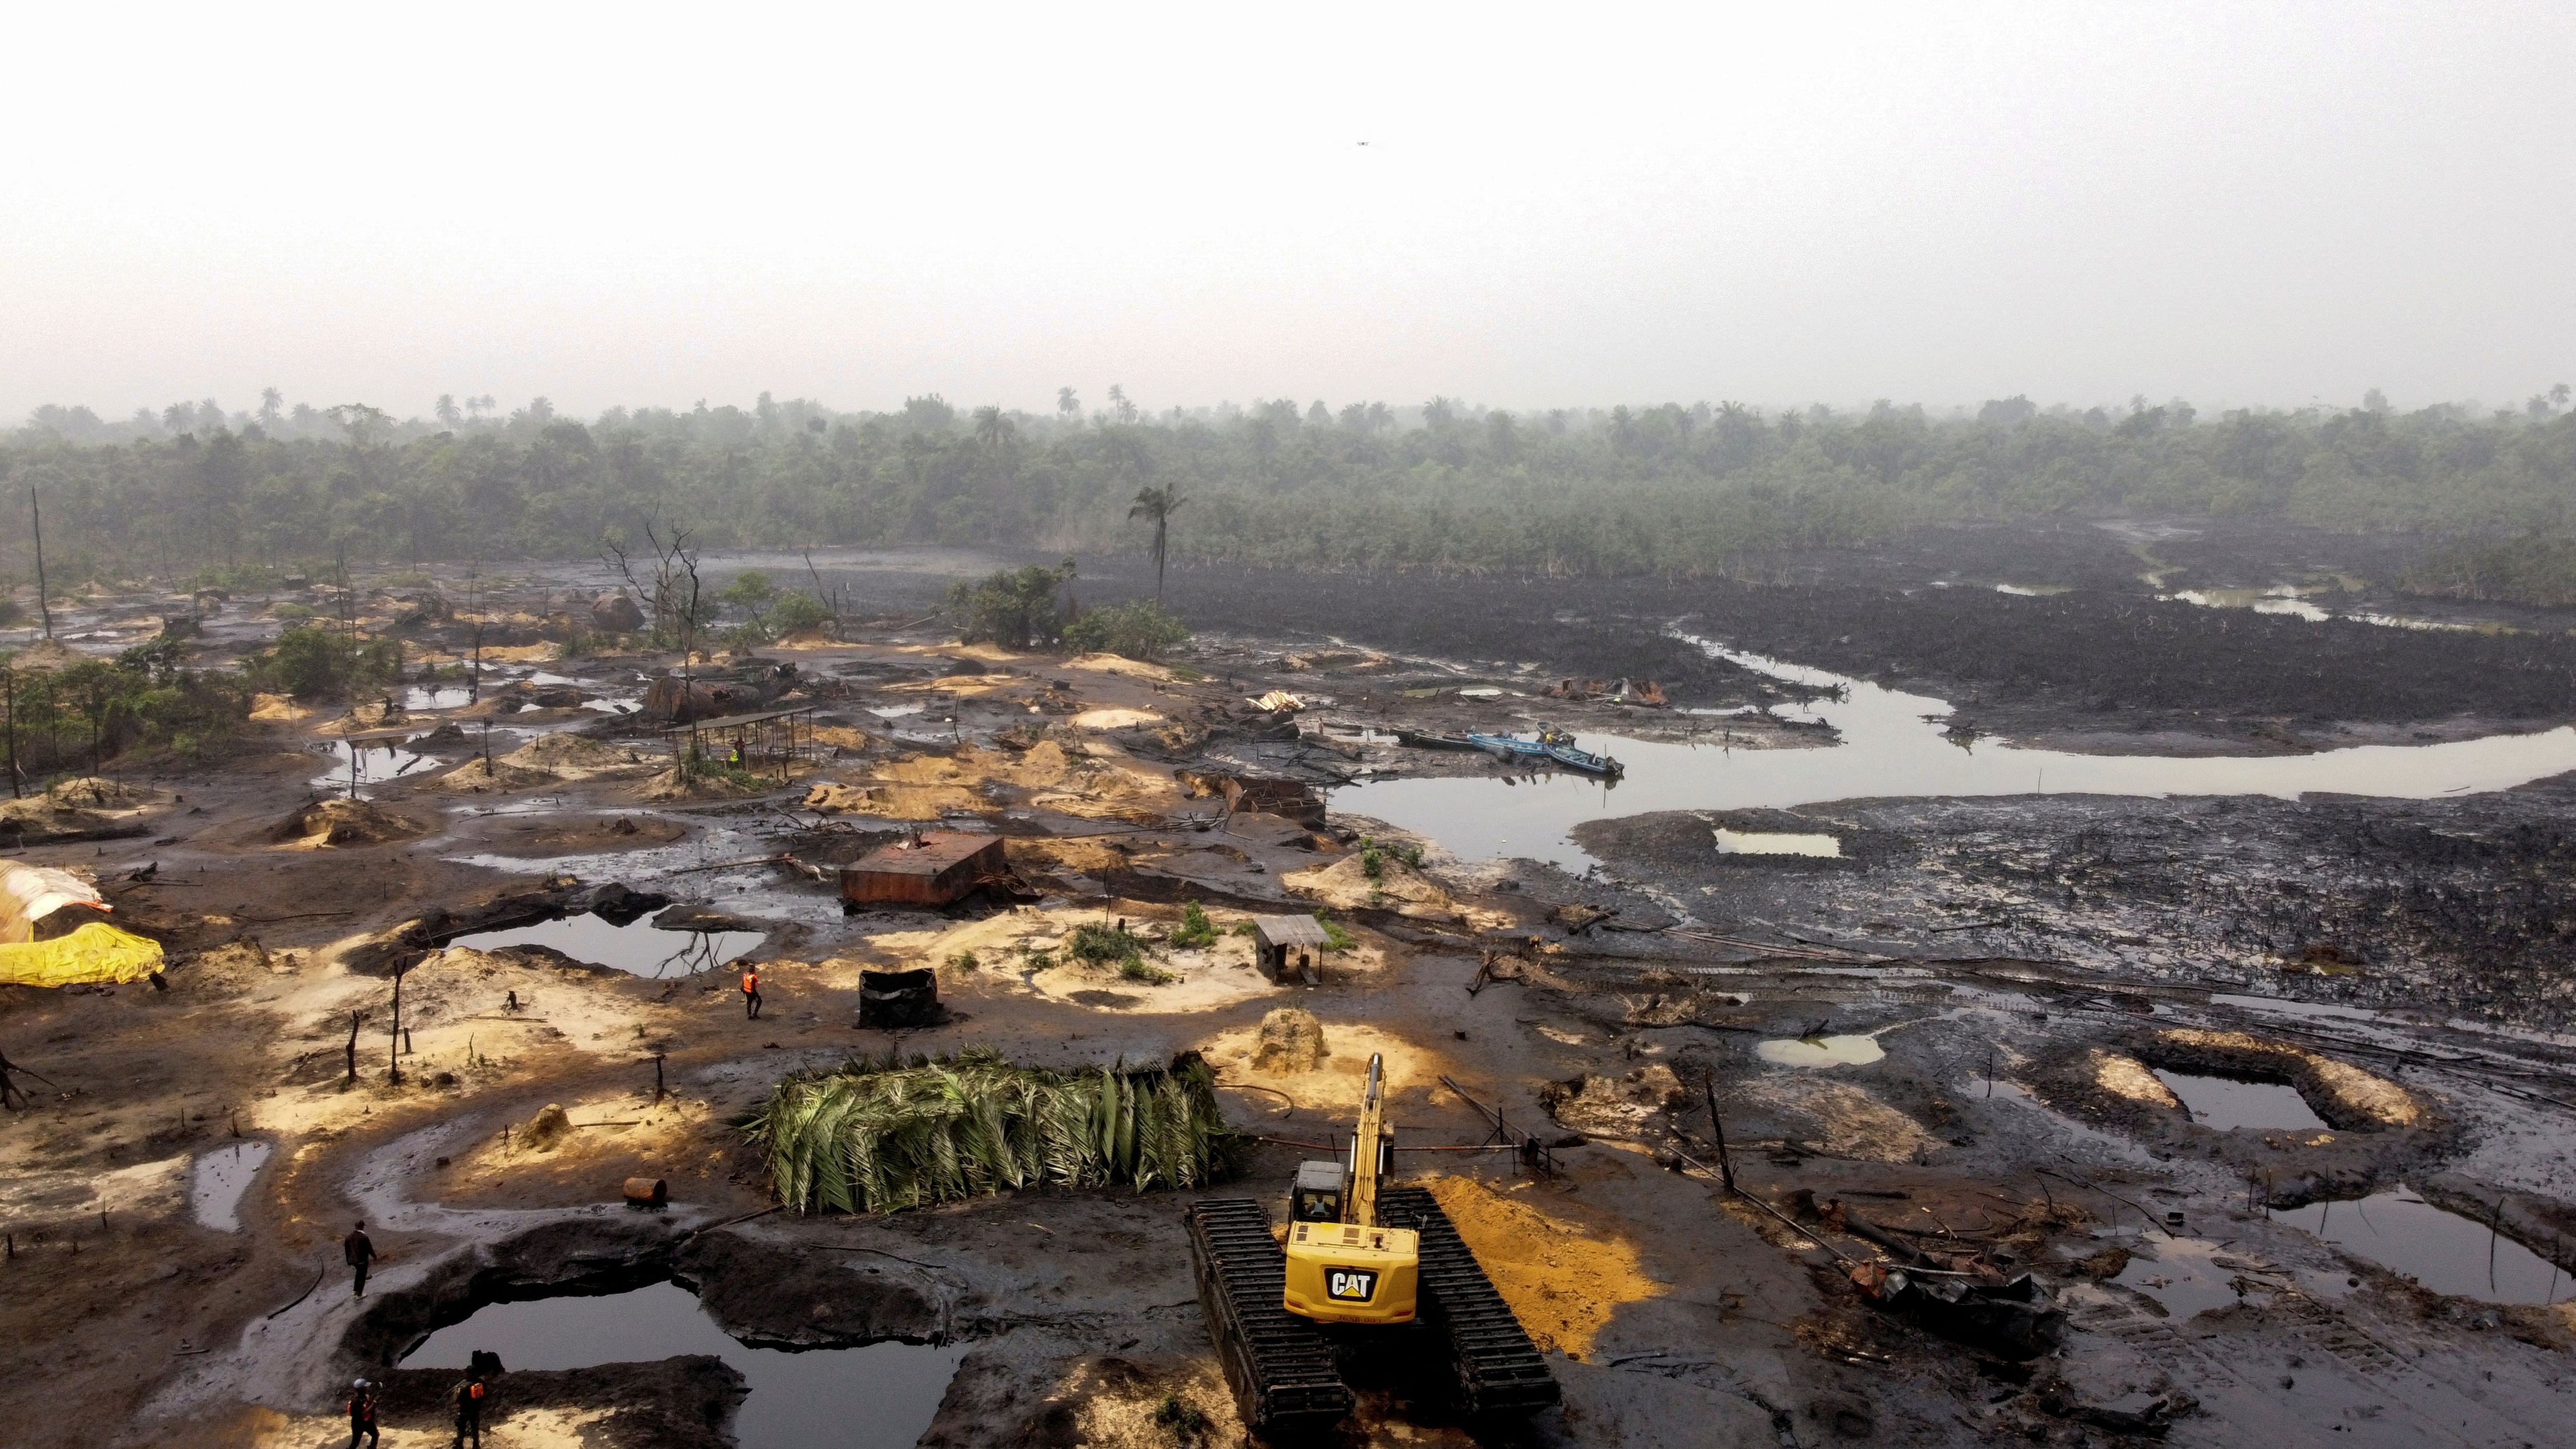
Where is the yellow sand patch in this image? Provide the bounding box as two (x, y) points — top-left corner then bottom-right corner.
(1200, 1020), (1450, 1113)
(437, 757), (556, 792)
(1421, 1174), (1664, 1358)
(249, 693), (311, 722)
(1281, 853), (1510, 929)
(889, 673), (1010, 697)
(216, 1406), (615, 1448)
(803, 741), (1178, 822)
(479, 642), (565, 663)
(1069, 707), (1165, 730)
(2090, 1048), (2183, 1109)
(1063, 652), (1176, 681)
(0, 1152), (189, 1230)
(495, 732), (659, 781)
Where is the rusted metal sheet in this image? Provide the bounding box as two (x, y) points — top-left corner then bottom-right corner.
(839, 831), (1009, 906)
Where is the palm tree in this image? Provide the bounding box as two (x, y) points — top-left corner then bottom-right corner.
(1129, 485), (1188, 603)
(972, 404), (1014, 452)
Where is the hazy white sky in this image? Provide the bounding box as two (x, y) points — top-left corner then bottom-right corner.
(4, 3), (2570, 421)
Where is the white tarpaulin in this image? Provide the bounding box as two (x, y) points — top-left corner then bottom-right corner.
(1, 862), (107, 944)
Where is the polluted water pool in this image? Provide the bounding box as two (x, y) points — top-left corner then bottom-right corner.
(447, 912), (765, 976)
(189, 1140), (273, 1232)
(2272, 1191), (2569, 1305)
(1756, 1034), (1886, 1067)
(309, 738), (436, 793)
(2149, 1070), (2329, 1131)
(406, 1280), (964, 1449)
(1336, 638), (2576, 867)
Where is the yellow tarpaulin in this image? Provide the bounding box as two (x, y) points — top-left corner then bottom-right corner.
(0, 922), (165, 987)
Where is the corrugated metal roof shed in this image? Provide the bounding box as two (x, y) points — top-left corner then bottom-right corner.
(1251, 914), (1330, 948)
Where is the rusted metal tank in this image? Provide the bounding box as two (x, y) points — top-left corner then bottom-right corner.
(838, 832), (1009, 908)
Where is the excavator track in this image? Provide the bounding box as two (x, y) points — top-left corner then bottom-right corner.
(1185, 1199), (1355, 1431)
(1379, 1186), (1562, 1415)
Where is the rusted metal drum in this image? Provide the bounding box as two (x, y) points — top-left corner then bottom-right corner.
(623, 1176), (669, 1208)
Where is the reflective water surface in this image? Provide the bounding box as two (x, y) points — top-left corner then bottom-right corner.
(190, 1139), (273, 1232)
(2149, 1070), (2329, 1131)
(2272, 1191), (2568, 1304)
(1336, 640), (2576, 866)
(407, 1280), (963, 1449)
(448, 912), (765, 976)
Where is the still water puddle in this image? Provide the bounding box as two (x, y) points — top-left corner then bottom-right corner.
(407, 1281), (963, 1449)
(1336, 638), (2576, 866)
(2115, 1236), (2249, 1320)
(2272, 1190), (2568, 1304)
(448, 912), (764, 976)
(1757, 1034), (1885, 1067)
(190, 1139), (273, 1232)
(310, 738), (436, 792)
(1713, 828), (1841, 857)
(2149, 1069), (2328, 1131)
(404, 685), (475, 711)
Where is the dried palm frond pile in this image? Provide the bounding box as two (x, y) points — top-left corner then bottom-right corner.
(749, 1049), (1239, 1214)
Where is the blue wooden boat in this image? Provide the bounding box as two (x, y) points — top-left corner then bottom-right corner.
(1466, 728), (1623, 777)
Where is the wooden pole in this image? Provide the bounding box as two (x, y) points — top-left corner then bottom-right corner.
(1702, 1077), (1735, 1191)
(4, 663), (18, 799)
(388, 969), (404, 1084)
(30, 489), (52, 641)
(345, 1011), (361, 1082)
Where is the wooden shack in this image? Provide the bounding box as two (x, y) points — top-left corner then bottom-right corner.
(1250, 913), (1331, 983)
(840, 831), (1010, 908)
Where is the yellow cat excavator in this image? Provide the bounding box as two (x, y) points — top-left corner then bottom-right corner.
(1184, 1054), (1559, 1431)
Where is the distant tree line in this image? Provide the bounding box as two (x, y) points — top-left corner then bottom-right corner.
(6, 387), (2576, 593)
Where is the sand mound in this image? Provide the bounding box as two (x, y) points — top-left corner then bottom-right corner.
(2088, 1048), (2182, 1109)
(1070, 707), (1165, 731)
(6, 639), (87, 672)
(803, 740), (1177, 822)
(438, 756), (555, 792)
(520, 1102), (573, 1152)
(1744, 1077), (1940, 1164)
(1283, 853), (1460, 922)
(1064, 652), (1177, 681)
(499, 732), (656, 780)
(268, 797), (430, 848)
(1200, 1020), (1449, 1112)
(248, 693), (311, 722)
(1420, 1174), (1664, 1358)
(1544, 1065), (1687, 1140)
(636, 766), (768, 800)
(1251, 1007), (1327, 1072)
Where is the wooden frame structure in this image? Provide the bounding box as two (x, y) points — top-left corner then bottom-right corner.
(660, 704), (818, 785)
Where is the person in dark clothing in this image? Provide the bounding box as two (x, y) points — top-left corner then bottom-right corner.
(344, 1221), (377, 1298)
(450, 1372), (488, 1448)
(742, 966), (762, 1019)
(347, 1378), (380, 1448)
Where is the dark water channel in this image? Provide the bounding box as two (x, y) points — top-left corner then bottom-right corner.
(1335, 640), (2576, 866)
(2273, 1191), (2567, 1305)
(2148, 1069), (2329, 1131)
(448, 913), (765, 977)
(406, 1280), (963, 1448)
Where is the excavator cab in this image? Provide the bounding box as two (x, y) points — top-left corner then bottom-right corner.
(1292, 1161), (1345, 1222)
